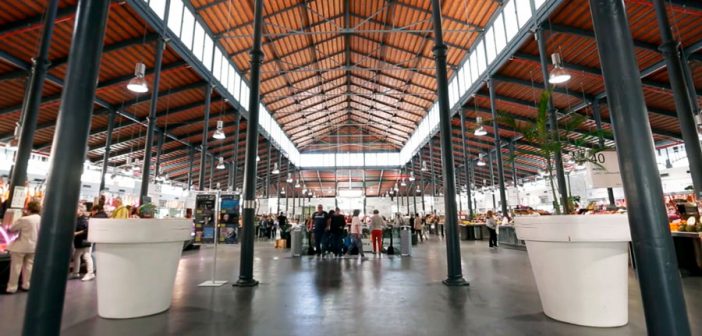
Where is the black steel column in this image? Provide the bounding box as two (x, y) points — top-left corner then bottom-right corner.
(653, 0), (702, 198)
(186, 146), (195, 190)
(265, 141), (271, 198)
(429, 139), (436, 197)
(198, 84), (212, 191)
(236, 0), (264, 287)
(412, 157), (418, 214)
(153, 130), (165, 178)
(209, 154), (214, 189)
(592, 99), (616, 206)
(489, 79), (509, 215)
(488, 151), (496, 210)
(7, 0), (59, 208)
(232, 114), (241, 191)
(99, 109), (115, 191)
(139, 37), (165, 204)
(285, 162), (289, 213)
(276, 153), (282, 213)
(510, 140), (518, 206)
(589, 1), (690, 334)
(536, 28), (569, 214)
(681, 51), (700, 114)
(22, 0), (110, 334)
(459, 110), (474, 217)
(430, 0), (467, 286)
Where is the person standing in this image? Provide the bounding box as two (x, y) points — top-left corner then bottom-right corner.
(413, 213), (424, 242)
(486, 210), (498, 248)
(312, 204), (329, 255)
(71, 205), (95, 281)
(110, 198), (129, 219)
(6, 200), (41, 294)
(329, 208), (346, 257)
(369, 209), (385, 255)
(349, 209), (365, 258)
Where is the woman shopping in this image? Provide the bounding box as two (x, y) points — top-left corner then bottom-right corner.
(6, 200), (42, 294)
(485, 210), (498, 248)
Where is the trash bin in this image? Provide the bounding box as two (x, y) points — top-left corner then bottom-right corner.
(400, 226), (412, 256)
(460, 225), (470, 240)
(291, 229), (303, 257)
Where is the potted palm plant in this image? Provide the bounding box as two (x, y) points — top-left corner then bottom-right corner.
(499, 91), (632, 328)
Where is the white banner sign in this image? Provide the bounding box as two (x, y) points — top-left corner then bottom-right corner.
(586, 151), (623, 189)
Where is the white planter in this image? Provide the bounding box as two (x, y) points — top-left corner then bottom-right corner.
(515, 214), (631, 327)
(88, 218), (191, 319)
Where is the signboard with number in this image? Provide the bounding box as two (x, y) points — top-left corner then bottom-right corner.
(586, 151), (623, 188)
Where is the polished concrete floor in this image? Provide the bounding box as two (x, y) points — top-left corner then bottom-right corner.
(1, 237), (701, 335)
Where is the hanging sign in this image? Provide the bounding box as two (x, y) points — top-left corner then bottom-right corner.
(11, 186), (27, 208)
(586, 151), (623, 189)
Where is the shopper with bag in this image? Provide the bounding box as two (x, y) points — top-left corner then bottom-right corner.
(369, 209), (385, 255)
(6, 200), (41, 294)
(486, 210), (498, 248)
(349, 209), (365, 258)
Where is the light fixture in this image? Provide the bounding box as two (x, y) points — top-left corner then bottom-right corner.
(421, 161), (428, 172)
(409, 171), (415, 182)
(294, 180), (301, 188)
(272, 162), (280, 174)
(477, 153), (486, 166)
(127, 62), (148, 93)
(286, 173), (293, 183)
(393, 183), (399, 191)
(415, 185), (421, 193)
(548, 53), (571, 84)
(212, 120), (226, 140)
(281, 189), (286, 195)
(400, 179), (407, 187)
(216, 157), (225, 170)
(474, 117), (487, 136)
(256, 156), (260, 162)
(302, 187), (307, 193)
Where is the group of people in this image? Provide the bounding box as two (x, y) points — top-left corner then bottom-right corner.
(4, 195), (152, 294)
(256, 212), (287, 239)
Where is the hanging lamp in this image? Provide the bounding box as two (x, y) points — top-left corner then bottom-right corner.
(127, 62), (148, 93)
(548, 53), (571, 84)
(216, 157), (225, 170)
(477, 153), (487, 166)
(474, 117), (487, 136)
(271, 162), (280, 174)
(212, 120), (226, 140)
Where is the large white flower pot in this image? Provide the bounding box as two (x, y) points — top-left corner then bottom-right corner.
(88, 218), (191, 319)
(515, 215), (631, 327)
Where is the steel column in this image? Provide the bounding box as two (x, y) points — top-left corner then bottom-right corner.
(277, 153), (282, 213)
(187, 146), (195, 190)
(510, 140), (518, 206)
(232, 114), (241, 191)
(489, 78), (509, 215)
(99, 109), (115, 191)
(265, 141), (271, 198)
(22, 0), (110, 334)
(235, 0), (264, 287)
(681, 51), (700, 114)
(592, 99), (616, 206)
(488, 151), (496, 210)
(139, 37), (165, 204)
(153, 130), (165, 178)
(430, 0), (467, 286)
(198, 84), (212, 191)
(459, 110), (474, 217)
(589, 0), (690, 334)
(653, 0), (702, 198)
(536, 28), (569, 214)
(7, 0), (59, 208)
(429, 139), (436, 197)
(209, 154), (214, 189)
(412, 157), (418, 215)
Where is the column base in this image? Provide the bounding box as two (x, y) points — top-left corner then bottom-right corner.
(233, 278), (260, 287)
(442, 276), (470, 287)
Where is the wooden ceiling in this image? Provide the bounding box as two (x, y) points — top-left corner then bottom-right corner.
(0, 0), (700, 197)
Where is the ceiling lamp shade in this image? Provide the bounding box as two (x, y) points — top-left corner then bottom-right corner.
(548, 53), (571, 84)
(474, 117), (487, 136)
(286, 173), (293, 183)
(281, 188), (286, 195)
(421, 161), (428, 172)
(294, 180), (301, 188)
(213, 120), (226, 140)
(400, 179), (407, 187)
(477, 153), (487, 166)
(272, 162), (280, 174)
(256, 156), (260, 162)
(409, 171), (415, 182)
(393, 183), (399, 191)
(127, 62), (148, 93)
(415, 186), (421, 193)
(216, 157), (225, 170)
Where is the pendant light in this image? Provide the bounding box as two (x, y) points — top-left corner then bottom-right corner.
(286, 173), (293, 183)
(477, 153), (486, 166)
(474, 117), (487, 136)
(216, 157), (225, 170)
(415, 185), (421, 193)
(294, 180), (301, 188)
(421, 161), (428, 172)
(127, 62), (148, 93)
(256, 155), (260, 162)
(409, 171), (415, 182)
(272, 162), (280, 174)
(212, 120), (226, 140)
(400, 179), (407, 187)
(548, 53), (571, 84)
(281, 188), (286, 195)
(393, 183), (399, 191)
